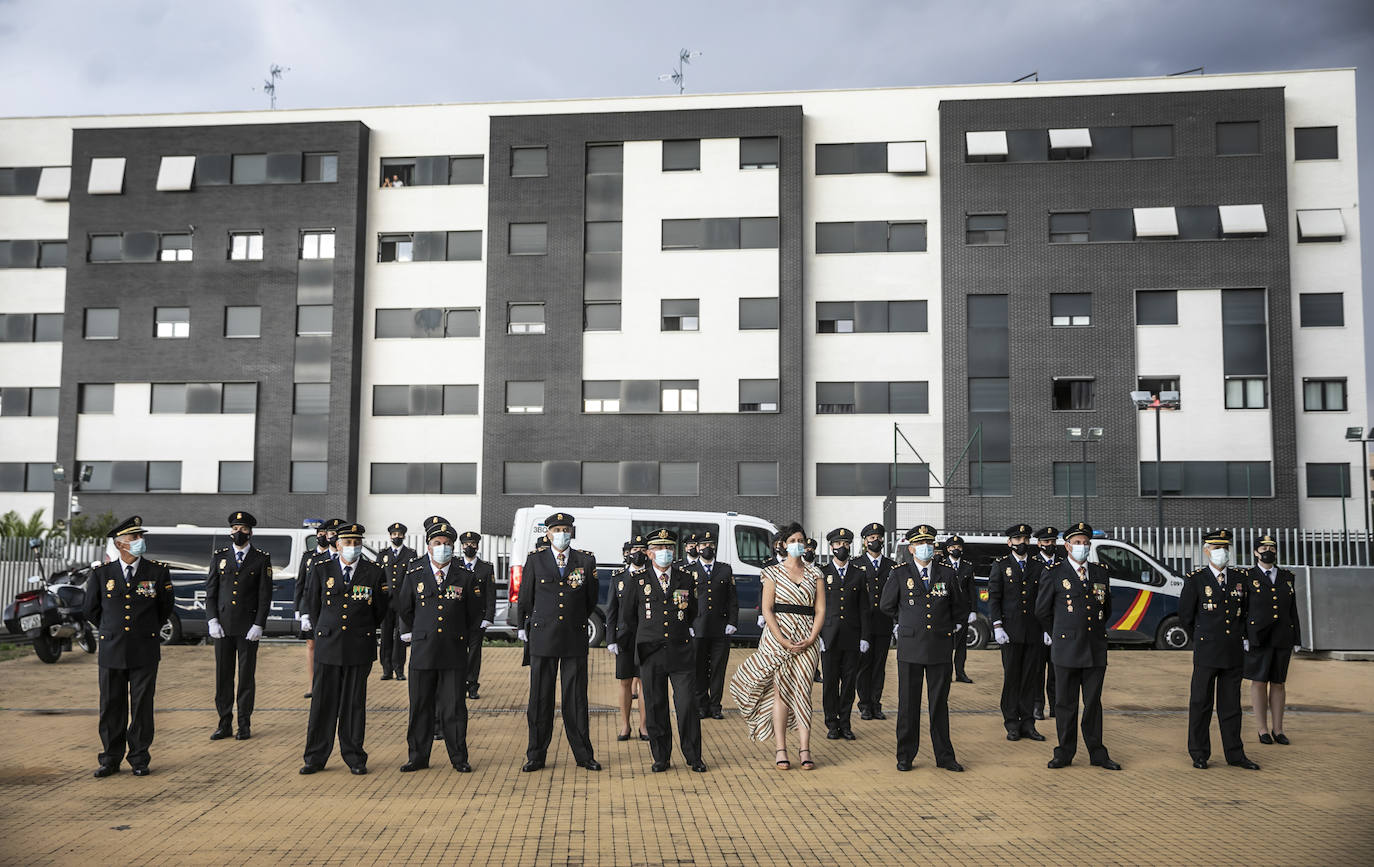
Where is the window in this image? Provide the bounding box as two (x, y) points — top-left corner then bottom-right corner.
(84, 307), (119, 339)
(147, 461), (182, 492)
(232, 154), (267, 184)
(450, 156), (484, 184)
(508, 302), (545, 334)
(1306, 463), (1352, 498)
(740, 137), (780, 169)
(158, 233), (192, 261)
(738, 461), (779, 496)
(229, 231), (263, 261)
(661, 381), (698, 413)
(121, 231), (157, 263)
(660, 218), (779, 250)
(817, 142), (885, 174)
(585, 221), (621, 253)
(1299, 293), (1343, 327)
(296, 305), (332, 336)
(1136, 290), (1178, 325)
(0, 387), (58, 417)
(816, 381), (928, 414)
(1294, 126), (1338, 161)
(291, 461), (328, 493)
(221, 383), (257, 413)
(447, 231), (481, 261)
(1053, 462), (1097, 497)
(446, 308), (480, 337)
(378, 233), (414, 262)
(662, 140), (700, 171)
(225, 306), (261, 338)
(505, 381), (544, 414)
(509, 223), (547, 256)
(0, 462), (58, 492)
(817, 300), (926, 333)
(380, 158), (416, 187)
(301, 230), (335, 259)
(816, 381), (855, 414)
(303, 152), (338, 183)
(661, 299), (699, 332)
(375, 307), (480, 338)
(89, 234), (122, 262)
(503, 462), (542, 494)
(1140, 461), (1272, 497)
(1051, 293), (1091, 326)
(0, 167), (43, 196)
(1216, 121), (1260, 156)
(511, 147), (548, 178)
(1303, 379), (1347, 412)
(1052, 377), (1095, 411)
(969, 462), (1012, 496)
(583, 381), (621, 413)
(372, 384), (477, 416)
(735, 524), (775, 569)
(817, 302), (854, 333)
(154, 307), (190, 338)
(1137, 377), (1181, 407)
(31, 313), (61, 341)
(1048, 128), (1092, 160)
(1224, 377), (1268, 409)
(38, 241), (66, 267)
(966, 214), (1007, 245)
(1, 313), (61, 342)
(1222, 289), (1268, 376)
(1177, 206), (1222, 240)
(816, 221), (926, 253)
(1097, 545), (1167, 587)
(219, 461), (254, 493)
(584, 302), (620, 331)
(294, 383), (330, 415)
(659, 462), (699, 496)
(79, 383), (114, 413)
(816, 463), (930, 497)
(370, 463), (477, 495)
(739, 297), (779, 330)
(1087, 208), (1134, 242)
(1131, 125), (1173, 158)
(739, 379), (779, 413)
(1297, 208), (1345, 242)
(150, 383), (185, 414)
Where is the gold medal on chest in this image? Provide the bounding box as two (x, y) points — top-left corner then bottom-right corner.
(327, 576), (335, 589)
(1253, 580), (1261, 589)
(678, 611), (685, 621)
(906, 577), (915, 590)
(618, 580), (624, 591)
(106, 579), (115, 591)
(826, 575), (833, 586)
(1005, 567), (1012, 576)
(1062, 578), (1071, 590)
(219, 559), (227, 570)
(1205, 586), (1213, 597)
(417, 582), (424, 594)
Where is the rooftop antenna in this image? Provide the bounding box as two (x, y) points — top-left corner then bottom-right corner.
(256, 64), (290, 109)
(1013, 71), (1039, 82)
(1168, 66), (1204, 76)
(658, 49), (702, 94)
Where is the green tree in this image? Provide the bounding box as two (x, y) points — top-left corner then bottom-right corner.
(67, 510), (119, 543)
(0, 509), (52, 539)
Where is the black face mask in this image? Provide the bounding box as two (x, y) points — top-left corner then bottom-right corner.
(462, 545), (479, 559)
(322, 534), (337, 548)
(390, 536), (404, 547)
(947, 548), (963, 560)
(685, 547), (698, 558)
(832, 545), (850, 562)
(1012, 541), (1029, 556)
(631, 550), (648, 568)
(230, 530), (251, 546)
(1258, 550), (1278, 564)
(803, 551), (816, 563)
(866, 539), (884, 554)
(1039, 545), (1055, 555)
(699, 546), (715, 561)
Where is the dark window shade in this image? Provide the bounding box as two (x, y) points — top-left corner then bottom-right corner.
(739, 297), (779, 330)
(1051, 293), (1092, 326)
(444, 385), (478, 414)
(196, 154), (231, 185)
(586, 144), (622, 174)
(89, 235), (121, 262)
(662, 139), (700, 171)
(1176, 206), (1221, 240)
(1306, 463), (1352, 498)
(968, 379), (1009, 413)
(219, 462), (254, 493)
(1221, 289), (1268, 375)
(1049, 212), (1090, 243)
(265, 152), (302, 183)
(303, 152), (337, 183)
(444, 309), (480, 337)
(1006, 129), (1047, 162)
(1294, 126), (1338, 160)
(1089, 209), (1133, 242)
(232, 154), (267, 184)
(1299, 293), (1343, 327)
(584, 254), (621, 299)
(412, 231), (447, 262)
(738, 462), (778, 496)
(815, 144), (856, 174)
(122, 231), (158, 262)
(966, 214), (1007, 244)
(740, 217), (779, 249)
(1131, 126), (1173, 157)
(585, 174), (623, 221)
(740, 137), (780, 168)
(584, 302), (620, 331)
(511, 147), (548, 177)
(1090, 127), (1131, 160)
(79, 383), (114, 413)
(1141, 462), (1273, 497)
(413, 156), (450, 186)
(662, 219), (702, 249)
(888, 301), (927, 332)
(447, 231), (481, 261)
(450, 156), (484, 183)
(889, 381), (929, 414)
(816, 223), (854, 253)
(509, 223), (547, 255)
(816, 301), (854, 332)
(585, 222), (622, 253)
(1052, 378), (1095, 411)
(1216, 122), (1260, 156)
(1136, 290), (1178, 325)
(39, 241), (66, 268)
(704, 218), (740, 250)
(739, 379), (779, 412)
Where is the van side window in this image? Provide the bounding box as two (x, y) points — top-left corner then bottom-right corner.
(735, 524), (775, 569)
(153, 534), (216, 571)
(1096, 545), (1165, 587)
(632, 520), (719, 559)
(214, 532), (294, 577)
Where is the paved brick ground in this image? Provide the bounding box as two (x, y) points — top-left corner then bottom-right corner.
(1, 644), (1371, 865)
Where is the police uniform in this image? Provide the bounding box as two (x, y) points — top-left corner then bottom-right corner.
(84, 516), (174, 776)
(452, 531), (496, 699)
(1178, 530), (1258, 769)
(988, 524), (1046, 740)
(395, 521), (484, 771)
(621, 528), (705, 772)
(1244, 543), (1301, 686)
(943, 535), (977, 684)
(690, 529), (737, 720)
(820, 528), (869, 739)
(206, 511), (274, 740)
(300, 523), (388, 774)
(378, 521), (417, 681)
(879, 524), (968, 771)
(1034, 522), (1119, 769)
(857, 521), (897, 720)
(517, 512), (600, 771)
(606, 538), (644, 683)
(296, 517), (343, 641)
(1033, 526), (1061, 718)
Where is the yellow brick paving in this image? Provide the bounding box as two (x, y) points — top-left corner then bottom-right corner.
(1, 644), (1372, 865)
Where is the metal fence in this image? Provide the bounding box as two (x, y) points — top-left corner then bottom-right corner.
(1110, 526), (1372, 573)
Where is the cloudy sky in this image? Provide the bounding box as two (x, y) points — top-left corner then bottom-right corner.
(2, 0), (1371, 401)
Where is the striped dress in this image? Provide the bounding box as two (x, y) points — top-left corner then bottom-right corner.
(729, 563), (823, 741)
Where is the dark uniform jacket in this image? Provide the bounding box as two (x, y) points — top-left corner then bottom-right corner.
(1245, 565), (1301, 648)
(861, 554), (897, 638)
(305, 558), (388, 666)
(1178, 566), (1248, 669)
(518, 546), (599, 658)
(621, 566), (698, 671)
(944, 556), (976, 623)
(606, 566), (643, 646)
(378, 545), (418, 594)
(295, 547), (333, 616)
(453, 557), (497, 624)
(689, 560), (737, 637)
(84, 557), (174, 669)
(396, 559), (484, 669)
(879, 561), (968, 666)
(988, 555), (1044, 643)
(820, 560), (869, 651)
(205, 545), (274, 635)
(1035, 560), (1113, 669)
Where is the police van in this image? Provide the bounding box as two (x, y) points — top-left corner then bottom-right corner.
(939, 532), (1188, 651)
(504, 505), (779, 646)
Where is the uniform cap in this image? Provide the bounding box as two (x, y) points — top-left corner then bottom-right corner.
(826, 527), (854, 543)
(1204, 529), (1233, 546)
(108, 515), (145, 538)
(545, 512), (574, 529)
(229, 511), (257, 528)
(647, 528), (677, 546)
(904, 524), (937, 544)
(337, 523), (366, 540)
(1005, 523), (1033, 538)
(1064, 521), (1093, 541)
(860, 522), (884, 538)
(1035, 526), (1060, 542)
(387, 522), (407, 535)
(459, 530), (480, 545)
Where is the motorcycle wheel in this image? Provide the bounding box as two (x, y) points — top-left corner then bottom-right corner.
(78, 625), (98, 653)
(33, 633), (63, 664)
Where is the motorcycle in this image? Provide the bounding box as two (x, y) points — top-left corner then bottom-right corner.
(2, 542), (98, 663)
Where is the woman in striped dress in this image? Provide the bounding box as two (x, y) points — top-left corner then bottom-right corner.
(729, 523), (826, 770)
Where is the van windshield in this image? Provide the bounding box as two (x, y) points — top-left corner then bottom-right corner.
(1096, 544), (1166, 587)
(212, 533), (295, 578)
(735, 524), (775, 569)
(631, 520), (719, 559)
(148, 534), (215, 571)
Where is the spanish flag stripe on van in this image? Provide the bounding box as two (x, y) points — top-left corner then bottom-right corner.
(1111, 590), (1152, 631)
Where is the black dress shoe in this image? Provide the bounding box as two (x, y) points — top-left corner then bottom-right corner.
(1006, 732), (1021, 741)
(896, 760), (912, 772)
(872, 710), (887, 720)
(380, 673), (393, 681)
(1229, 758), (1261, 770)
(299, 764), (323, 775)
(1033, 705), (1046, 720)
(860, 709), (874, 721)
(826, 729), (842, 740)
(651, 761), (670, 773)
(939, 761), (964, 772)
(453, 761), (472, 773)
(1092, 759), (1122, 771)
(689, 760), (707, 772)
(131, 767), (150, 777)
(434, 731), (443, 741)
(1023, 730), (1046, 742)
(395, 674), (406, 681)
(399, 761), (427, 772)
(577, 759), (602, 771)
(1274, 734), (1290, 745)
(468, 686), (479, 700)
(210, 727), (233, 741)
(93, 765), (118, 778)
(1258, 733), (1274, 745)
(1193, 759), (1209, 769)
(236, 728), (251, 740)
(304, 692), (313, 699)
(956, 674), (974, 684)
(842, 729), (857, 741)
(711, 710), (724, 720)
(1047, 757), (1069, 769)
(521, 760), (545, 772)
(698, 709), (709, 720)
(350, 766), (368, 775)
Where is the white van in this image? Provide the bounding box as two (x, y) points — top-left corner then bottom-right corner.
(505, 505), (779, 646)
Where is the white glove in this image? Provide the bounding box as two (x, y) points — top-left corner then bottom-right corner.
(517, 628), (527, 642)
(954, 623), (964, 632)
(208, 619), (225, 640)
(246, 624), (263, 642)
(757, 615), (766, 628)
(688, 627), (696, 638)
(892, 624), (898, 640)
(401, 632), (412, 643)
(859, 639), (871, 653)
(1043, 632), (1052, 646)
(1294, 644), (1302, 654)
(300, 614), (312, 632)
(607, 643), (619, 655)
(293, 611), (302, 621)
(818, 637), (826, 653)
(480, 620), (492, 630)
(967, 611), (977, 624)
(994, 626), (1009, 645)
(1243, 639), (1249, 652)
(725, 624), (737, 636)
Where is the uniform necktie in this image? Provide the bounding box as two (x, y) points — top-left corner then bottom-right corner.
(838, 567), (845, 580)
(126, 565), (134, 583)
(436, 570), (445, 583)
(236, 550), (244, 568)
(1218, 572), (1226, 590)
(921, 567), (930, 590)
(557, 553), (566, 577)
(872, 559), (880, 571)
(1077, 565), (1087, 583)
(343, 565), (352, 583)
(704, 563), (712, 577)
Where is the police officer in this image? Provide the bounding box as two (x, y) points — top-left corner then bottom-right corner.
(452, 530), (495, 700)
(944, 535), (976, 684)
(1033, 526), (1061, 719)
(820, 527), (869, 740)
(880, 524), (967, 772)
(519, 536), (552, 670)
(299, 523), (388, 775)
(206, 511), (273, 741)
(857, 521), (896, 720)
(989, 524), (1046, 741)
(296, 518), (341, 699)
(1245, 534), (1301, 746)
(680, 532), (700, 569)
(1035, 522), (1120, 770)
(378, 522), (415, 681)
(607, 537), (649, 741)
(690, 529), (737, 721)
(621, 529), (706, 772)
(1179, 530), (1260, 770)
(517, 512), (601, 772)
(803, 537), (819, 565)
(85, 516), (174, 777)
(396, 521), (483, 772)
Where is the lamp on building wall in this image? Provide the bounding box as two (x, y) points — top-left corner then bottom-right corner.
(1065, 427), (1104, 525)
(1134, 390), (1181, 559)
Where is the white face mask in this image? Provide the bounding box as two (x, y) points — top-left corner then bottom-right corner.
(1209, 548), (1230, 568)
(913, 544), (934, 562)
(430, 544), (453, 565)
(126, 538), (147, 557)
(786, 542), (806, 559)
(653, 549), (674, 568)
(551, 531), (571, 551)
(339, 545), (360, 564)
(1069, 543), (1090, 563)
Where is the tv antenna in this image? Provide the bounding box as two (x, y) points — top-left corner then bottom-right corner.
(658, 49), (702, 94)
(257, 64), (290, 109)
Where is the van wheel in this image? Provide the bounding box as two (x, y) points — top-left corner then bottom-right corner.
(966, 617), (990, 650)
(586, 611), (606, 648)
(1156, 616), (1190, 650)
(160, 614), (182, 645)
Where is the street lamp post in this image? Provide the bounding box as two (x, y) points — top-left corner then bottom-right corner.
(50, 463), (92, 554)
(1132, 390), (1181, 560)
(1345, 426), (1373, 566)
(1065, 426), (1104, 525)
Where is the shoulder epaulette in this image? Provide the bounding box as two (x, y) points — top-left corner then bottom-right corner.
(1187, 567), (1206, 577)
(212, 546), (229, 555)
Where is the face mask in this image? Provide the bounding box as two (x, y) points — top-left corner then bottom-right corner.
(323, 534), (337, 547)
(1258, 550), (1277, 565)
(1069, 544), (1090, 563)
(866, 539), (884, 554)
(699, 546), (715, 561)
(914, 544), (934, 562)
(803, 551), (816, 563)
(462, 545), (478, 559)
(631, 550), (648, 568)
(1209, 548), (1230, 568)
(685, 547), (698, 558)
(340, 545), (361, 563)
(390, 536), (404, 548)
(1039, 545), (1055, 556)
(1012, 542), (1029, 556)
(832, 545), (850, 562)
(551, 532), (571, 551)
(947, 548), (963, 560)
(654, 549), (674, 568)
(230, 530), (251, 546)
(430, 544), (453, 564)
(127, 538), (146, 557)
(786, 542), (806, 559)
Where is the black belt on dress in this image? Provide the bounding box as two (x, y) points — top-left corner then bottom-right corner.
(772, 604), (815, 616)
